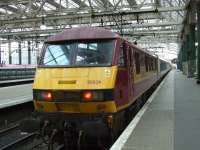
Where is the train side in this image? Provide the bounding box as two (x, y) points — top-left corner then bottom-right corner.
(114, 40), (170, 110)
(21, 27), (171, 148)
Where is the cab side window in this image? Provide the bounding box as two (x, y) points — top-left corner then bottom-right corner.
(118, 43), (125, 67)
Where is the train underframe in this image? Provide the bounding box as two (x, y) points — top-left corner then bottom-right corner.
(21, 110), (127, 149)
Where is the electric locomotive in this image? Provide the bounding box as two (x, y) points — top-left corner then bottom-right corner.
(21, 27), (171, 149)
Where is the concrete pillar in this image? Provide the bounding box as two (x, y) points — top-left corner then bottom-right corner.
(8, 38), (12, 64)
(197, 2), (200, 83)
(0, 41), (1, 66)
(36, 41), (39, 64)
(182, 34), (189, 75)
(188, 24), (196, 77)
(178, 45), (183, 71)
(28, 41), (31, 64)
(186, 34), (190, 75)
(187, 0), (196, 77)
(18, 41), (22, 65)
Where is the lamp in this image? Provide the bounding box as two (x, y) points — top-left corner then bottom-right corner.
(40, 16), (47, 30)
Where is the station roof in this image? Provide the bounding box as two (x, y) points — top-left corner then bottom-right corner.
(0, 0), (187, 60)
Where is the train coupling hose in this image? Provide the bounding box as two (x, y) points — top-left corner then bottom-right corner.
(63, 121), (77, 149)
(48, 129), (58, 150)
(41, 120), (50, 144)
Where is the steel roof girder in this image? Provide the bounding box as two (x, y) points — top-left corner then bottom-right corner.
(0, 27), (181, 37)
(0, 6), (184, 25)
(0, 13), (161, 25)
(46, 0), (65, 9)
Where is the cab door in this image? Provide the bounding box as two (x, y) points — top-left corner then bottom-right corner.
(126, 44), (134, 101)
(114, 41), (129, 107)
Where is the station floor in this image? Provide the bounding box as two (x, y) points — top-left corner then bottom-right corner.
(0, 84), (32, 109)
(0, 78), (33, 84)
(111, 70), (200, 150)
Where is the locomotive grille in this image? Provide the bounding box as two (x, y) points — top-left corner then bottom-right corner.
(53, 91), (81, 102)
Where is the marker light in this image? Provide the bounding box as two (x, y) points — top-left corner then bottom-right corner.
(83, 91), (93, 102)
(44, 92), (52, 101)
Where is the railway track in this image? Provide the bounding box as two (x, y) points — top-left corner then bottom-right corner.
(0, 122), (36, 149)
(0, 103), (65, 150)
(0, 123), (46, 150)
(0, 123), (22, 148)
(0, 102), (34, 130)
(0, 124), (65, 150)
(0, 133), (37, 150)
(0, 102), (38, 150)
(0, 124), (19, 135)
(55, 144), (64, 150)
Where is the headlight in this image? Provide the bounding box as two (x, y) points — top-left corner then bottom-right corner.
(42, 91), (53, 101)
(82, 90), (113, 102)
(33, 90), (53, 101)
(82, 91), (93, 102)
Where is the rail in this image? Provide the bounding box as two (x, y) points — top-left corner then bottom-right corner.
(0, 133), (38, 150)
(0, 124), (19, 135)
(55, 144), (65, 150)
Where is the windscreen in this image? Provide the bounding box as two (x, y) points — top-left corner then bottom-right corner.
(41, 40), (115, 67)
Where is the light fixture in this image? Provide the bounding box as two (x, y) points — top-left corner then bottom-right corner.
(40, 24), (47, 30)
(40, 16), (47, 30)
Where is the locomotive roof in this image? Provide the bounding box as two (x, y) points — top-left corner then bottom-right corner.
(47, 27), (120, 42)
(46, 27), (158, 59)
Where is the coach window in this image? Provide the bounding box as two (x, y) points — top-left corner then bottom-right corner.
(145, 55), (148, 72)
(155, 59), (157, 70)
(135, 52), (140, 74)
(152, 59), (154, 70)
(149, 57), (152, 71)
(153, 59), (156, 70)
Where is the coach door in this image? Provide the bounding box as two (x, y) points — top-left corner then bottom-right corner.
(127, 45), (134, 100)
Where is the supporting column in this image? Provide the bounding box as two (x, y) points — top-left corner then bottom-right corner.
(182, 34), (189, 75)
(18, 41), (22, 65)
(197, 2), (200, 83)
(28, 41), (31, 64)
(187, 0), (196, 78)
(178, 45), (183, 71)
(8, 38), (12, 64)
(0, 40), (1, 66)
(188, 24), (196, 77)
(36, 41), (40, 64)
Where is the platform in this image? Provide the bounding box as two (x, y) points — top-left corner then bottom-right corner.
(110, 70), (200, 150)
(0, 78), (34, 84)
(0, 84), (33, 109)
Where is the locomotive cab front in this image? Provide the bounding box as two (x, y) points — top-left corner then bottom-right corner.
(34, 39), (117, 111)
(32, 38), (121, 139)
